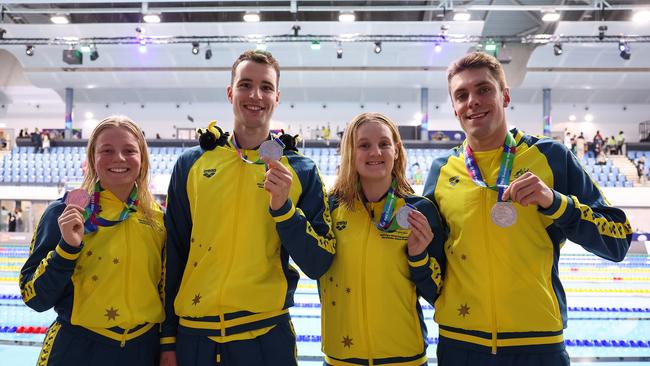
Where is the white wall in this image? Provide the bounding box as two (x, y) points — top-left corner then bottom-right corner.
(1, 97), (649, 141)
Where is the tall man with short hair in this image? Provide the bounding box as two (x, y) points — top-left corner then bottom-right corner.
(161, 50), (336, 366)
(424, 52), (632, 365)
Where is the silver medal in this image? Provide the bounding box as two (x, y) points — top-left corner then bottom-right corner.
(490, 202), (517, 228)
(396, 205), (414, 229)
(259, 140), (284, 161)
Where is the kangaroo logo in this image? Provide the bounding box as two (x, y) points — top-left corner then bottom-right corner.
(514, 168), (529, 179)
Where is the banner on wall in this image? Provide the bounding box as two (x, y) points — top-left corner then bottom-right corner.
(428, 130), (466, 142)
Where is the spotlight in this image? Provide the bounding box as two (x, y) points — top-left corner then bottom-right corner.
(618, 40), (631, 60)
(553, 42), (563, 56)
(25, 45), (34, 56)
(292, 25), (301, 37)
(205, 44), (212, 60)
(191, 42), (200, 55)
(373, 41), (382, 54)
(336, 43), (343, 59)
(434, 43), (442, 53)
(0, 28), (6, 39)
(598, 25), (607, 41)
(90, 45), (99, 61)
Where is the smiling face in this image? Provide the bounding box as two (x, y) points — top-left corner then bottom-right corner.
(354, 121), (398, 186)
(93, 126), (141, 197)
(227, 60), (280, 134)
(449, 67), (510, 151)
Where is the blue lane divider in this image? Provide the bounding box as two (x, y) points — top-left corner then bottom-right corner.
(3, 296), (650, 314)
(296, 335), (650, 348)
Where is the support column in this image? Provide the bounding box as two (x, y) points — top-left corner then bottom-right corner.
(65, 87), (73, 139)
(420, 87), (429, 140)
(542, 88), (551, 137)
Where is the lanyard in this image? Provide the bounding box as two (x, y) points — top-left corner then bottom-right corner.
(361, 179), (402, 232)
(83, 182), (138, 234)
(464, 131), (516, 202)
(230, 133), (265, 165)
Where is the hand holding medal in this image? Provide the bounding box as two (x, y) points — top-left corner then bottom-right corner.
(501, 171), (554, 210)
(403, 205), (434, 257)
(59, 189), (91, 247)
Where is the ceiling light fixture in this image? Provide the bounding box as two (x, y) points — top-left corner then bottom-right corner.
(25, 45), (34, 56)
(243, 11), (260, 22)
(618, 40), (631, 60)
(598, 25), (607, 41)
(553, 42), (563, 56)
(339, 11), (356, 22)
(191, 42), (200, 55)
(632, 10), (650, 23)
(373, 41), (382, 54)
(90, 44), (99, 61)
(453, 11), (470, 21)
(542, 11), (560, 22)
(50, 14), (69, 24)
(143, 13), (161, 23)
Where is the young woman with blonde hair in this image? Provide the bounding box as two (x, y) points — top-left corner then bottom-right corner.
(323, 112), (447, 366)
(20, 115), (166, 366)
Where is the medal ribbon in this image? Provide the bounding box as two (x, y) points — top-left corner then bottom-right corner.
(230, 133), (285, 165)
(83, 182), (139, 234)
(464, 131), (516, 202)
(361, 179), (402, 232)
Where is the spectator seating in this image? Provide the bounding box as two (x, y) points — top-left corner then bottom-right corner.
(0, 146), (639, 188)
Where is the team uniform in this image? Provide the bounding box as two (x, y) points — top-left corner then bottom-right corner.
(20, 190), (166, 366)
(321, 195), (446, 366)
(423, 128), (632, 363)
(162, 136), (335, 365)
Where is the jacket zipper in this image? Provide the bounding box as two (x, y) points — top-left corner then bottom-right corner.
(362, 206), (374, 365)
(216, 158), (244, 337)
(483, 189), (498, 354)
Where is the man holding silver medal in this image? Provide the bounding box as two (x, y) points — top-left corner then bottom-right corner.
(160, 50), (336, 366)
(423, 52), (632, 365)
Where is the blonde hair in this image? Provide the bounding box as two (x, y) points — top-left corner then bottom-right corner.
(330, 112), (413, 210)
(80, 115), (156, 219)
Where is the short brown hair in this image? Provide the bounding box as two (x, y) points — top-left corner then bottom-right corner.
(330, 112), (413, 210)
(231, 50), (280, 86)
(447, 52), (507, 92)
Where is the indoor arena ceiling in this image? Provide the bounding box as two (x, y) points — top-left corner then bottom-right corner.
(0, 1), (649, 105)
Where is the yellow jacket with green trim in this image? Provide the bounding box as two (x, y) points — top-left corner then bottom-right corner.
(321, 195), (446, 366)
(20, 190), (166, 344)
(162, 141), (335, 350)
(423, 128), (632, 354)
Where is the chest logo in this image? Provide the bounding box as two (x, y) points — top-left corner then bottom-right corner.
(203, 169), (216, 178)
(335, 221), (347, 231)
(449, 176), (460, 186)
